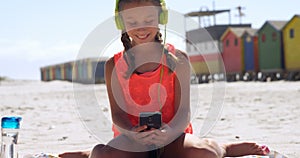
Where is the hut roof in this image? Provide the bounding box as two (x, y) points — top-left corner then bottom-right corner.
(220, 27), (252, 40)
(267, 21), (288, 31)
(186, 24), (251, 43)
(230, 28), (250, 37)
(257, 20), (288, 33)
(244, 28), (258, 36)
(283, 14), (300, 30)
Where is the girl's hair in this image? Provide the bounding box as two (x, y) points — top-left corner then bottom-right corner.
(118, 0), (177, 78)
(118, 0), (162, 11)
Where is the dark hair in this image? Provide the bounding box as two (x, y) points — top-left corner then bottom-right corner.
(118, 0), (177, 78)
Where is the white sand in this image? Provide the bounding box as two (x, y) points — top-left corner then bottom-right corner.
(0, 80), (299, 157)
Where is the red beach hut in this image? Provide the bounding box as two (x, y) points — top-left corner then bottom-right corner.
(220, 27), (251, 81)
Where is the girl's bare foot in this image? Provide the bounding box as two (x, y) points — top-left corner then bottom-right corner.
(223, 142), (270, 157)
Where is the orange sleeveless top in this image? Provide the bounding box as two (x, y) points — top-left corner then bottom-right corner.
(112, 45), (193, 137)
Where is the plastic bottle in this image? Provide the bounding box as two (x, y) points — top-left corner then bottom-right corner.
(0, 116), (22, 158)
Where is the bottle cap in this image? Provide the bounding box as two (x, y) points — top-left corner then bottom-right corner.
(1, 116), (22, 129)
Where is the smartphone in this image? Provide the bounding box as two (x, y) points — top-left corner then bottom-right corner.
(139, 111), (162, 131)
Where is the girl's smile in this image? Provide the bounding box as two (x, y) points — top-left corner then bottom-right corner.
(120, 2), (160, 45)
(136, 33), (150, 40)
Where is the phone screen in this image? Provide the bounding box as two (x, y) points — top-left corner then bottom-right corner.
(139, 111), (162, 130)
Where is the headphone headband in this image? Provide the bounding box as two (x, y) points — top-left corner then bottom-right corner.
(115, 0), (168, 30)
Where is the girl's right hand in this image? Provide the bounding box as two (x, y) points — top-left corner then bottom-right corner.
(127, 125), (155, 146)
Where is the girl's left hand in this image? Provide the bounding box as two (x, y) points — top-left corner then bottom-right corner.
(148, 124), (172, 147)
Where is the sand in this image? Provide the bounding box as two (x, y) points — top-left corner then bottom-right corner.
(0, 80), (299, 157)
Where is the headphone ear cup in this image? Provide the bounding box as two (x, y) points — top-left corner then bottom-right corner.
(159, 9), (168, 25)
(115, 13), (125, 30)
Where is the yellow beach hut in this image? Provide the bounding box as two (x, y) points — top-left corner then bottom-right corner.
(282, 14), (300, 80)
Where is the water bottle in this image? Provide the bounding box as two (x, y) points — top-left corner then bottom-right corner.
(0, 116), (22, 158)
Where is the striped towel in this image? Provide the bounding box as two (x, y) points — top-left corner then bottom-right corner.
(227, 151), (287, 158)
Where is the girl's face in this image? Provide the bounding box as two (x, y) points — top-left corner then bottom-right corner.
(121, 1), (160, 45)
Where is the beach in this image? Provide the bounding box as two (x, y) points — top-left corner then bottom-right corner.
(0, 80), (299, 157)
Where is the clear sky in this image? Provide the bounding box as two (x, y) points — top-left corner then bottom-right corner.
(0, 0), (299, 80)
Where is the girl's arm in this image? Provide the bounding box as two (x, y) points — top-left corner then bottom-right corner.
(166, 49), (191, 137)
(149, 49), (191, 146)
(105, 57), (133, 133)
(105, 57), (154, 146)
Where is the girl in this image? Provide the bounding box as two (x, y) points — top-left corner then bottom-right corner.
(59, 0), (270, 157)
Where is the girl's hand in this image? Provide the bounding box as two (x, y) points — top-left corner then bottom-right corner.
(127, 125), (156, 146)
(147, 124), (173, 147)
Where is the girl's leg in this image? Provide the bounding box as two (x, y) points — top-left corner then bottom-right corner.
(91, 144), (148, 158)
(90, 135), (149, 158)
(58, 151), (91, 158)
(58, 145), (106, 158)
(182, 134), (224, 158)
(162, 134), (224, 158)
(162, 133), (269, 158)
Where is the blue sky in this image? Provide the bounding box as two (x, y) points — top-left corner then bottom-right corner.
(0, 0), (299, 80)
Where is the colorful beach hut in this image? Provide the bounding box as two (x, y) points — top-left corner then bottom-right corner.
(55, 64), (62, 80)
(71, 58), (107, 84)
(93, 60), (106, 83)
(40, 67), (47, 81)
(186, 24), (251, 83)
(242, 28), (259, 80)
(257, 21), (287, 80)
(50, 66), (56, 81)
(45, 67), (51, 81)
(282, 15), (300, 80)
(220, 27), (251, 81)
(64, 62), (73, 82)
(40, 65), (55, 81)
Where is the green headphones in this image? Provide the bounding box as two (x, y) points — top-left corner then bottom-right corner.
(115, 0), (168, 30)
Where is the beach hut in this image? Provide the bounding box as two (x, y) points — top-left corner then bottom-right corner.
(86, 58), (95, 82)
(81, 58), (94, 84)
(93, 60), (106, 83)
(40, 67), (46, 81)
(72, 59), (94, 83)
(72, 62), (78, 82)
(84, 58), (99, 83)
(64, 62), (73, 82)
(80, 60), (87, 82)
(220, 27), (251, 81)
(55, 64), (62, 80)
(72, 58), (106, 84)
(44, 67), (51, 81)
(60, 64), (65, 80)
(282, 15), (300, 80)
(242, 28), (259, 80)
(49, 66), (55, 81)
(40, 58), (107, 84)
(257, 20), (287, 81)
(186, 24), (251, 83)
(189, 54), (222, 83)
(74, 60), (84, 82)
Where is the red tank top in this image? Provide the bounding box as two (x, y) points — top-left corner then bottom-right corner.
(112, 44), (193, 137)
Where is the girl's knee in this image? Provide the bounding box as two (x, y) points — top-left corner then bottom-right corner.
(201, 138), (224, 157)
(184, 137), (223, 158)
(93, 144), (106, 151)
(90, 144), (105, 158)
(90, 144), (145, 158)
